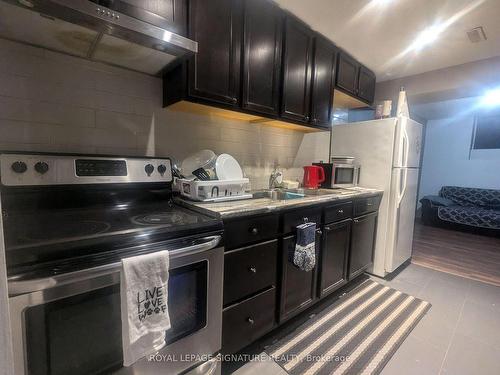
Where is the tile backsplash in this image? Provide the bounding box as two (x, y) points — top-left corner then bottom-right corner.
(0, 38), (330, 189)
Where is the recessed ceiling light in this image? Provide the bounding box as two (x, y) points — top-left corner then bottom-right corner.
(480, 89), (500, 107)
(408, 24), (445, 52)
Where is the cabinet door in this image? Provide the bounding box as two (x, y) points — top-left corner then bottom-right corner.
(188, 0), (242, 106)
(336, 52), (359, 96)
(310, 37), (336, 127)
(358, 66), (376, 104)
(113, 0), (187, 35)
(241, 0), (282, 116)
(281, 17), (314, 123)
(319, 219), (351, 298)
(349, 212), (377, 279)
(279, 233), (319, 323)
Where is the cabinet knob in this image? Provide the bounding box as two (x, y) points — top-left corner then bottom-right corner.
(249, 267), (257, 273)
(303, 217), (309, 223)
(316, 230), (322, 235)
(231, 97), (237, 103)
(305, 116), (310, 121)
(247, 317), (255, 325)
(338, 209), (344, 213)
(251, 227), (258, 235)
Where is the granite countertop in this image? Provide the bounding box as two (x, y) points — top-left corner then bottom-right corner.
(176, 187), (383, 219)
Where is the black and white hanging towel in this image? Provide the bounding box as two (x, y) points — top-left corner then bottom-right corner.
(294, 222), (316, 272)
(121, 250), (171, 366)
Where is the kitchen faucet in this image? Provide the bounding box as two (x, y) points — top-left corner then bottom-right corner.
(269, 166), (283, 189)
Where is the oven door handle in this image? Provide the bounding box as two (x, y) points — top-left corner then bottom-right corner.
(8, 235), (222, 295)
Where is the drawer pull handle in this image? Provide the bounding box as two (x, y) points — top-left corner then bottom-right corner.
(247, 317), (255, 324)
(249, 267), (257, 273)
(367, 203), (373, 206)
(338, 209), (344, 213)
(251, 227), (258, 235)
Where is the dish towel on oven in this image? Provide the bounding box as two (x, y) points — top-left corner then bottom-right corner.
(294, 222), (316, 272)
(121, 250), (171, 366)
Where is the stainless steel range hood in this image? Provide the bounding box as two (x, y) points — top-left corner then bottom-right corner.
(0, 0), (197, 75)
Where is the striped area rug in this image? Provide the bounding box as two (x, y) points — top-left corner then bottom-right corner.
(266, 279), (431, 375)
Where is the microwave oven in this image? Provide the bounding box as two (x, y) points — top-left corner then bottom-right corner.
(313, 162), (360, 188)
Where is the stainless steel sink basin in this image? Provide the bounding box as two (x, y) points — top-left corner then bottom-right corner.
(252, 189), (305, 201)
(252, 188), (354, 201)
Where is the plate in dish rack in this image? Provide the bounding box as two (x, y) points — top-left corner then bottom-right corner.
(215, 154), (243, 180)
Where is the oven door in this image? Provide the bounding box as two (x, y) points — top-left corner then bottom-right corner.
(332, 164), (360, 188)
(8, 235), (223, 375)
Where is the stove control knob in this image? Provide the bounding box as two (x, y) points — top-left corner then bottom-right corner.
(34, 161), (49, 174)
(11, 161), (27, 174)
(145, 164), (154, 176)
(157, 164), (167, 176)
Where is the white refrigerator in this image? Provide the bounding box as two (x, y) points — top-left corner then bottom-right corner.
(331, 116), (423, 277)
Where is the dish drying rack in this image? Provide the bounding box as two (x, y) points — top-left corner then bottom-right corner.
(178, 178), (252, 202)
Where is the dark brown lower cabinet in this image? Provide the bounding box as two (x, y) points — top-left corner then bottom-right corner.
(318, 219), (351, 298)
(223, 240), (278, 306)
(222, 287), (276, 354)
(279, 234), (319, 323)
(348, 212), (377, 279)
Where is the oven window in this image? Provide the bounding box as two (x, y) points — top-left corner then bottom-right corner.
(24, 261), (208, 375)
(335, 168), (354, 184)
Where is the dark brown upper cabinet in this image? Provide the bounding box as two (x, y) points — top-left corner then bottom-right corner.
(358, 66), (376, 103)
(145, 0), (188, 36)
(241, 0), (282, 116)
(310, 36), (337, 127)
(280, 16), (314, 124)
(336, 51), (359, 96)
(162, 0), (375, 126)
(336, 51), (376, 105)
(187, 0), (242, 106)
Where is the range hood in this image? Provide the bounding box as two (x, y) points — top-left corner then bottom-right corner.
(0, 0), (197, 75)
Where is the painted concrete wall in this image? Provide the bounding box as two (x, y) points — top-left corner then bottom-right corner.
(0, 38), (330, 190)
(419, 114), (500, 202)
(375, 55), (500, 108)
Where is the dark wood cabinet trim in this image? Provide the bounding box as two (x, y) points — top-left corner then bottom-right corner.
(187, 0), (242, 106)
(280, 17), (314, 123)
(241, 0), (282, 115)
(335, 51), (359, 96)
(310, 36), (337, 127)
(319, 218), (351, 298)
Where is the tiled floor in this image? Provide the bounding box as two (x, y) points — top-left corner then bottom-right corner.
(232, 264), (500, 375)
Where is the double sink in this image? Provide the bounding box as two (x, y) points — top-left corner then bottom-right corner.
(252, 188), (353, 201)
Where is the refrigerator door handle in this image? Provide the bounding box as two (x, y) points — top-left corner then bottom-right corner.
(402, 131), (410, 167)
(398, 168), (407, 206)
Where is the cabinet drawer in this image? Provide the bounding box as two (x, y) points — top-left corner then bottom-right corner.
(222, 287), (276, 354)
(224, 240), (278, 306)
(282, 207), (322, 234)
(224, 214), (279, 249)
(324, 201), (353, 223)
(354, 195), (382, 216)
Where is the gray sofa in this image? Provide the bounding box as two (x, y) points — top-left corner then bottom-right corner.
(420, 186), (500, 236)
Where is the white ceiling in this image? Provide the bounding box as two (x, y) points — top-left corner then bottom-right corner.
(274, 0), (500, 82)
